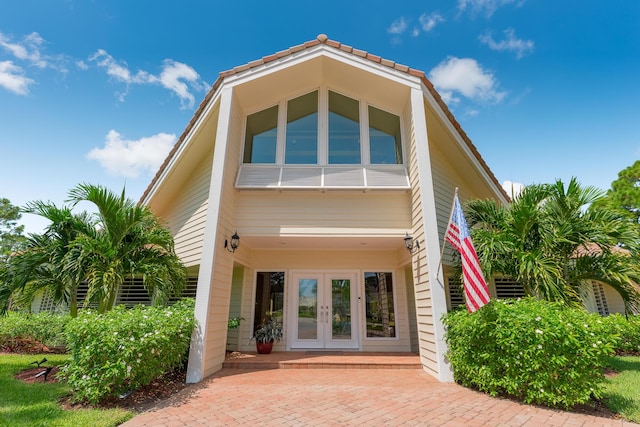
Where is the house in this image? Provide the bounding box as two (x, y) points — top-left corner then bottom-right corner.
(137, 34), (505, 384)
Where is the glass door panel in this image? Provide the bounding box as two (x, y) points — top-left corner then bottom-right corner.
(331, 279), (352, 340)
(297, 279), (318, 340)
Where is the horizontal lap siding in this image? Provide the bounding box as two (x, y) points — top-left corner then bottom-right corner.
(406, 98), (438, 376)
(167, 152), (213, 267)
(235, 192), (411, 235)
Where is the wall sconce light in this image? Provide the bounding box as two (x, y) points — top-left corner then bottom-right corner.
(404, 232), (420, 254)
(224, 231), (240, 253)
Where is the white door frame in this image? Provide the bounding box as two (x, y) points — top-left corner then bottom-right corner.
(287, 270), (360, 350)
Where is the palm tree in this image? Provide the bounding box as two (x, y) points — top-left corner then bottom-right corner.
(66, 183), (185, 313)
(1, 183), (186, 316)
(1, 202), (94, 316)
(466, 178), (640, 312)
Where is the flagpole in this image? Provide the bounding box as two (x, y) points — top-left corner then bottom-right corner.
(436, 187), (459, 278)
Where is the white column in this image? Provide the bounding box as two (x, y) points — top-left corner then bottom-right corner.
(186, 87), (234, 383)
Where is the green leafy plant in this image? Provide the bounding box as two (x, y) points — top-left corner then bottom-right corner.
(0, 311), (70, 350)
(228, 316), (244, 330)
(600, 314), (640, 354)
(60, 298), (195, 404)
(251, 314), (282, 344)
(443, 298), (617, 409)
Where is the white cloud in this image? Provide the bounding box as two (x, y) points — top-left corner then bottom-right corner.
(75, 60), (88, 70)
(428, 56), (507, 104)
(88, 49), (207, 109)
(479, 28), (534, 59)
(0, 60), (35, 95)
(0, 32), (48, 68)
(88, 49), (155, 84)
(158, 60), (206, 109)
(87, 130), (176, 178)
(458, 0), (521, 17)
(502, 180), (524, 198)
(419, 12), (445, 32)
(388, 17), (408, 35)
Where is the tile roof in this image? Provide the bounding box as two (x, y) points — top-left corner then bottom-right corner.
(140, 34), (509, 204)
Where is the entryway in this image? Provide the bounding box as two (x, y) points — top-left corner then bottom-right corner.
(288, 271), (359, 349)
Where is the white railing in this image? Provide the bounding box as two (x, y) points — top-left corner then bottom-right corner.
(235, 164), (410, 190)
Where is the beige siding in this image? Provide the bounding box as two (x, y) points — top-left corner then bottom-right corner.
(165, 151), (213, 267)
(604, 284), (626, 314)
(424, 101), (503, 266)
(405, 97), (439, 375)
(235, 192), (411, 236)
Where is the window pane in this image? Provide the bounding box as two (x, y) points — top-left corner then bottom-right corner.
(286, 91), (318, 164)
(369, 106), (402, 164)
(253, 272), (284, 333)
(244, 106), (278, 163)
(329, 91), (360, 164)
(364, 272), (396, 338)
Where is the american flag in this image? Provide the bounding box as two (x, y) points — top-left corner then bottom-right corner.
(445, 195), (491, 313)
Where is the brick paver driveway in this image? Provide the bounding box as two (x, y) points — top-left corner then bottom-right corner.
(122, 368), (637, 426)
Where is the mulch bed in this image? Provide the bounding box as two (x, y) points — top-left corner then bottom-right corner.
(1, 337), (66, 355)
(14, 366), (61, 384)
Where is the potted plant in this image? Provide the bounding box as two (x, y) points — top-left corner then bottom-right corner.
(251, 314), (283, 354)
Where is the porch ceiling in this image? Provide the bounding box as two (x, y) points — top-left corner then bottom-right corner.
(239, 235), (405, 250)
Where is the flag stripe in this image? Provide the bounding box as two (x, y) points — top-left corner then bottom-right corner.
(445, 195), (491, 313)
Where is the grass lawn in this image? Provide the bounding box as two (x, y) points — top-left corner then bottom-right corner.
(604, 356), (640, 423)
(0, 353), (132, 427)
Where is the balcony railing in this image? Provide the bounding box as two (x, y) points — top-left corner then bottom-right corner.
(235, 165), (410, 190)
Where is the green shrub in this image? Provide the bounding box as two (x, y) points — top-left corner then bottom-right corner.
(443, 298), (617, 409)
(0, 311), (70, 349)
(60, 299), (195, 403)
(600, 314), (640, 354)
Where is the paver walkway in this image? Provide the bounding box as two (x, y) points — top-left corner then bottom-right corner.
(122, 368), (638, 426)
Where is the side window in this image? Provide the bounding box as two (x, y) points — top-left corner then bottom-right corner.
(244, 105), (278, 163)
(253, 272), (285, 332)
(285, 91), (318, 164)
(328, 91), (360, 164)
(364, 272), (396, 338)
(369, 106), (402, 164)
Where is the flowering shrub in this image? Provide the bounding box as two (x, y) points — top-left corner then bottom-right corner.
(60, 299), (195, 403)
(600, 314), (640, 354)
(0, 311), (70, 349)
(443, 298), (617, 409)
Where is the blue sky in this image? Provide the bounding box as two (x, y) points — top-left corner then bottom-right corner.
(1, 1), (639, 233)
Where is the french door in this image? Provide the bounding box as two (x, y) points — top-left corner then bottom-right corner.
(289, 271), (359, 349)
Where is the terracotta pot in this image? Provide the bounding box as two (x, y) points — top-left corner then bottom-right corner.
(256, 341), (274, 354)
